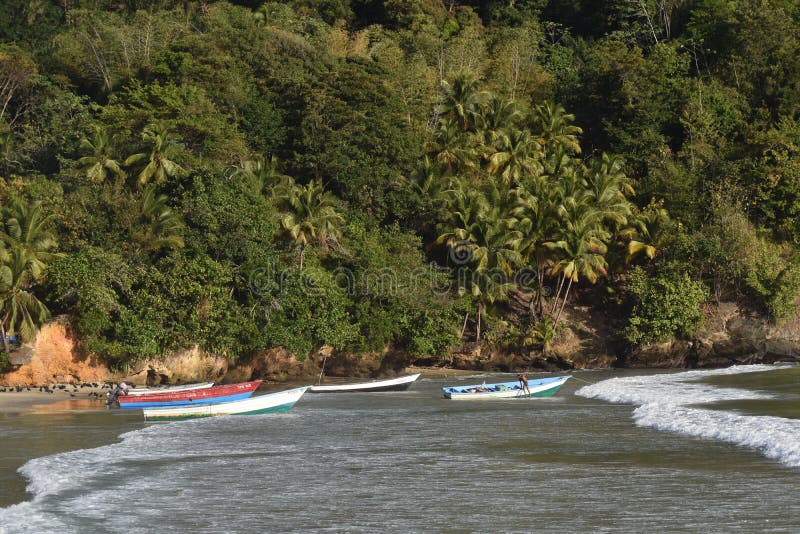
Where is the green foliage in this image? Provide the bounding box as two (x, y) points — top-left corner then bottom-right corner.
(171, 170), (279, 265)
(295, 62), (419, 221)
(744, 242), (800, 322)
(264, 266), (359, 357)
(3, 0), (800, 370)
(623, 265), (709, 344)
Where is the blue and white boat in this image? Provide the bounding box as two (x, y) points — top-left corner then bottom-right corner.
(443, 375), (570, 399)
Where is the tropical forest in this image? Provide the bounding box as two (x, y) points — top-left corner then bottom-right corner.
(1, 0), (799, 375)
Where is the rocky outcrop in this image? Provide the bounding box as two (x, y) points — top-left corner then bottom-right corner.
(120, 345), (229, 385)
(626, 302), (800, 368)
(0, 322), (110, 386)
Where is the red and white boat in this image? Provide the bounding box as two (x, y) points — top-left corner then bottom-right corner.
(126, 382), (215, 396)
(117, 380), (262, 409)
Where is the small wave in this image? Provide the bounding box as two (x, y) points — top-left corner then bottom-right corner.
(576, 365), (800, 467)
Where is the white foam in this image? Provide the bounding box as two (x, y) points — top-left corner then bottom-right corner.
(576, 365), (800, 467)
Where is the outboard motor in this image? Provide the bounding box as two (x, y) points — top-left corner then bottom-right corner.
(106, 383), (129, 405)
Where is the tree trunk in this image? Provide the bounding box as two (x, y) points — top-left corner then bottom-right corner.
(550, 272), (566, 316)
(476, 302), (483, 342)
(536, 260), (545, 317)
(0, 322), (8, 354)
(554, 277), (574, 325)
(460, 312), (469, 338)
(299, 244), (305, 269)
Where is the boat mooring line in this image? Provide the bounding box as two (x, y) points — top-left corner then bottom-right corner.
(566, 375), (596, 385)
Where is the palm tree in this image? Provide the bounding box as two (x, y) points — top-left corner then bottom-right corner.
(407, 155), (445, 197)
(437, 183), (522, 341)
(239, 154), (294, 197)
(486, 128), (543, 186)
(429, 118), (472, 175)
(523, 315), (560, 357)
(436, 74), (486, 132)
(124, 124), (185, 185)
(512, 178), (560, 316)
(0, 198), (61, 281)
(133, 185), (185, 253)
(77, 125), (126, 184)
(0, 247), (49, 351)
(531, 101), (583, 156)
(584, 152), (634, 228)
(546, 205), (610, 325)
(476, 96), (523, 145)
(0, 198), (60, 351)
(277, 180), (344, 268)
(621, 204), (672, 263)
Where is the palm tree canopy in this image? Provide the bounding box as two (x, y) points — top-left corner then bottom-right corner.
(0, 198), (62, 281)
(531, 101), (583, 155)
(134, 185), (185, 252)
(277, 179), (344, 249)
(77, 125), (126, 183)
(436, 74), (488, 132)
(124, 123), (186, 185)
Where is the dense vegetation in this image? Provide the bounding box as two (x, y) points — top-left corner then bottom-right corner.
(1, 0), (799, 370)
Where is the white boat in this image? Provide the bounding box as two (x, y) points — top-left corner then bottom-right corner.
(443, 376), (570, 399)
(309, 373), (421, 393)
(142, 386), (309, 421)
(126, 382), (215, 396)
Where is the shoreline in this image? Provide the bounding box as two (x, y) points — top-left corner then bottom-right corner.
(0, 387), (111, 414)
(0, 367), (483, 414)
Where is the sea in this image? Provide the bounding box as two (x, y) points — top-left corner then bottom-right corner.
(0, 364), (798, 533)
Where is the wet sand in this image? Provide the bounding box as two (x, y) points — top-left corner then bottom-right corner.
(0, 387), (111, 414)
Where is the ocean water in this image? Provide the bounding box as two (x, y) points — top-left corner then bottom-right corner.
(1, 365), (798, 533)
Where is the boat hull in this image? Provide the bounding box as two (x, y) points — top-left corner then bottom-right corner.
(126, 382), (215, 396)
(143, 386), (309, 421)
(309, 373), (420, 393)
(118, 380), (262, 408)
(443, 376), (569, 400)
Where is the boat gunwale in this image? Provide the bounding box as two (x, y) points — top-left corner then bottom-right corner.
(309, 373), (421, 393)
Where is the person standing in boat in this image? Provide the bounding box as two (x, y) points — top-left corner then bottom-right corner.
(518, 373), (530, 395)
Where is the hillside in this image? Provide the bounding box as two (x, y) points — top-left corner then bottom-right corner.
(1, 0), (800, 377)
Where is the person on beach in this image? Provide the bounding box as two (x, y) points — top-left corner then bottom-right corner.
(107, 382), (129, 404)
(518, 373), (530, 395)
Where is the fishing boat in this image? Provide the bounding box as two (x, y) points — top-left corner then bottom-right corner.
(125, 382), (215, 396)
(443, 375), (570, 399)
(117, 380), (262, 409)
(143, 386), (309, 421)
(309, 373), (421, 393)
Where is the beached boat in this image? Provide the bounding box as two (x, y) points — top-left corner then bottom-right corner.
(443, 375), (570, 399)
(117, 380), (262, 409)
(126, 382), (215, 396)
(309, 373), (421, 393)
(143, 386), (309, 421)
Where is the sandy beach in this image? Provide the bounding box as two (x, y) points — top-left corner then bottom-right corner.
(0, 385), (113, 414)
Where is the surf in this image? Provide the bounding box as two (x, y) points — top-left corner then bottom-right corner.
(575, 365), (800, 467)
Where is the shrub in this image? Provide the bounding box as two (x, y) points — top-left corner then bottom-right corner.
(622, 266), (709, 344)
